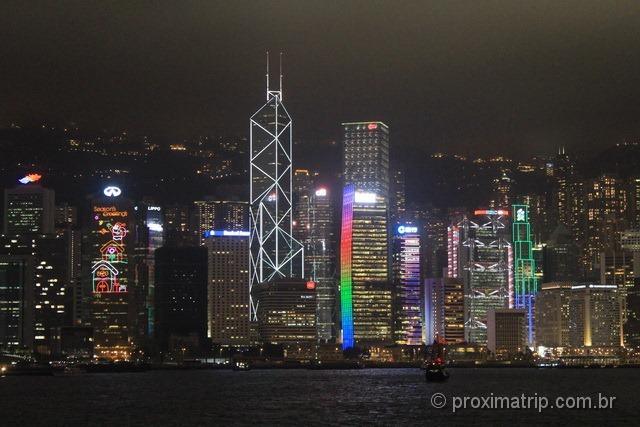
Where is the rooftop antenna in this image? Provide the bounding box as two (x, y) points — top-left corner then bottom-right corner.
(266, 50), (270, 100)
(279, 51), (284, 101)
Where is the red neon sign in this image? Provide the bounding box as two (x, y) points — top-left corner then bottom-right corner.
(306, 281), (316, 290)
(367, 123), (378, 130)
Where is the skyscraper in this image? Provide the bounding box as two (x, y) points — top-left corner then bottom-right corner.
(206, 230), (251, 346)
(512, 204), (538, 345)
(342, 122), (390, 198)
(340, 186), (392, 349)
(194, 200), (249, 245)
(249, 54), (304, 322)
(0, 255), (34, 351)
(155, 246), (208, 352)
(340, 121), (391, 349)
(4, 177), (54, 235)
(460, 209), (512, 345)
(87, 186), (134, 360)
(392, 223), (422, 345)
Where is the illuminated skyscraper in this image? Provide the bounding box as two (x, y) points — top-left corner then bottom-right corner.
(206, 230), (251, 346)
(512, 204), (539, 345)
(87, 186), (134, 360)
(4, 176), (54, 235)
(249, 54), (304, 321)
(340, 186), (391, 349)
(461, 209), (512, 345)
(342, 122), (389, 198)
(194, 200), (249, 245)
(392, 223), (422, 345)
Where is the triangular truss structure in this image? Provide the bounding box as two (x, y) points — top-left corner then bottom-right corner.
(249, 58), (304, 321)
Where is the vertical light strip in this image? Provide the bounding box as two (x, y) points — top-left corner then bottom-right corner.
(341, 185), (355, 349)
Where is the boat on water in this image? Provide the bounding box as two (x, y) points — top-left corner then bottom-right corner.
(424, 337), (450, 382)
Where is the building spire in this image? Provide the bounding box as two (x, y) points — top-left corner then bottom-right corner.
(266, 50), (270, 100)
(279, 51), (284, 101)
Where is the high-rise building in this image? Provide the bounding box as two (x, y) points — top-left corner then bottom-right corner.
(342, 122), (390, 198)
(206, 230), (250, 346)
(340, 185), (392, 349)
(0, 255), (34, 351)
(252, 278), (317, 344)
(163, 204), (192, 247)
(4, 178), (55, 235)
(551, 149), (581, 240)
(392, 223), (422, 345)
(459, 209), (512, 345)
(249, 57), (304, 322)
(194, 200), (248, 245)
(620, 230), (640, 347)
(155, 246), (208, 352)
(389, 168), (406, 222)
(568, 283), (621, 347)
(0, 234), (71, 354)
(535, 282), (572, 347)
(306, 186), (337, 342)
(487, 308), (526, 356)
(512, 204), (538, 345)
(543, 224), (579, 282)
(581, 174), (627, 278)
(423, 278), (443, 344)
(87, 186), (134, 360)
(443, 277), (465, 344)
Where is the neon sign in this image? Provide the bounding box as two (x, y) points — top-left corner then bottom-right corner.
(354, 191), (377, 204)
(204, 230), (250, 237)
(103, 186), (122, 197)
(474, 209), (509, 216)
(367, 123), (378, 130)
(306, 281), (316, 290)
(18, 173), (42, 184)
(397, 225), (418, 234)
(315, 188), (327, 197)
(92, 207), (129, 294)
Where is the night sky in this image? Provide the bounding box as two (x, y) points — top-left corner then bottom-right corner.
(2, 1), (640, 157)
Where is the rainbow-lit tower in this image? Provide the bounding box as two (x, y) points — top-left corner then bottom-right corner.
(249, 53), (304, 321)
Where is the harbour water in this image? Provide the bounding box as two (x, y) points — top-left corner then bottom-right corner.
(0, 368), (636, 425)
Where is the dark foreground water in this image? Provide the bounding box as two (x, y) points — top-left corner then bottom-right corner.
(1, 368), (637, 426)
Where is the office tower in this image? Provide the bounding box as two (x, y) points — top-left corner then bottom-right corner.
(628, 176), (640, 228)
(512, 204), (539, 345)
(581, 174), (627, 278)
(194, 200), (249, 245)
(443, 277), (465, 344)
(249, 56), (304, 322)
(55, 203), (78, 233)
(252, 278), (317, 343)
(206, 230), (250, 346)
(4, 177), (55, 234)
(419, 208), (447, 278)
(0, 256), (34, 351)
(292, 169), (313, 271)
(568, 283), (621, 347)
(423, 278), (443, 344)
(621, 230), (640, 347)
(392, 223), (422, 345)
(487, 309), (526, 356)
(460, 209), (512, 345)
(543, 224), (579, 282)
(552, 148), (581, 238)
(155, 246), (208, 352)
(340, 185), (392, 349)
(131, 203), (164, 339)
(87, 186), (134, 359)
(447, 224), (462, 278)
(342, 121), (390, 198)
(389, 168), (406, 222)
(535, 282), (573, 347)
(306, 186), (337, 342)
(163, 204), (191, 247)
(0, 234), (71, 354)
(491, 172), (513, 209)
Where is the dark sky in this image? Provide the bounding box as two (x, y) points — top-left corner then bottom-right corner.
(2, 1), (640, 158)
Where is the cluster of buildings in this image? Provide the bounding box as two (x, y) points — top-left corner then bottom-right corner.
(2, 72), (640, 364)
